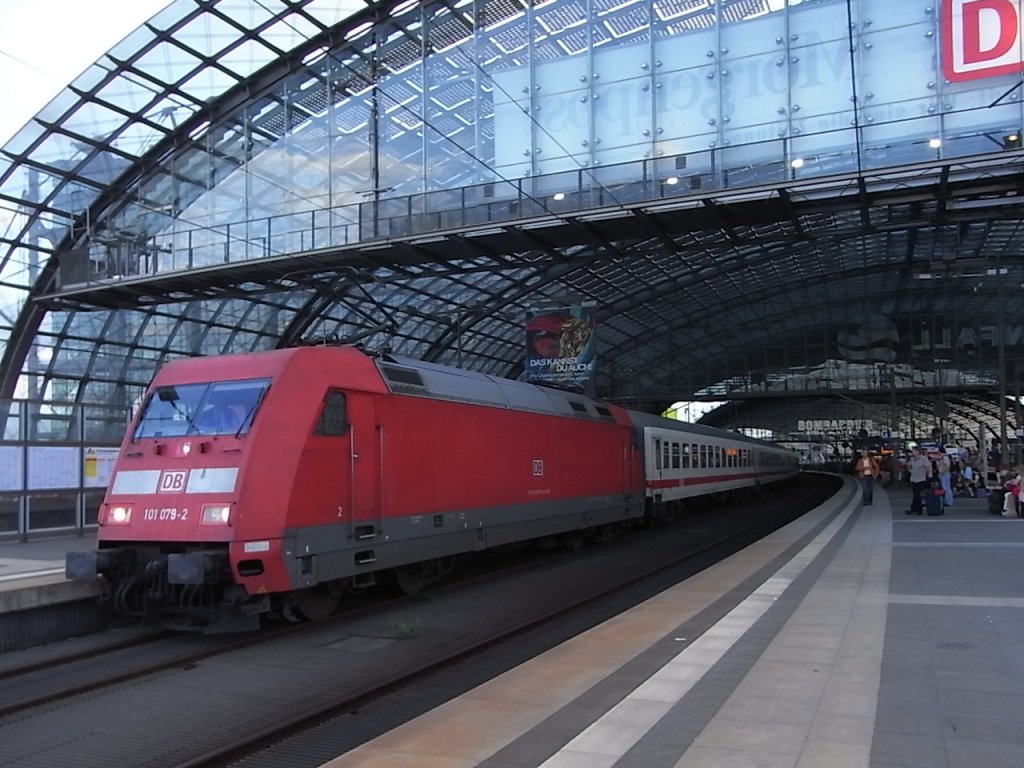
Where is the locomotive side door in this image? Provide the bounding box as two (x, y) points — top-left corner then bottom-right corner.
(346, 393), (382, 538)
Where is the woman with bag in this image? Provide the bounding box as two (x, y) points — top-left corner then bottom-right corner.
(856, 449), (881, 506)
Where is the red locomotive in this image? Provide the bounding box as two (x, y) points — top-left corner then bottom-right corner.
(67, 346), (797, 631)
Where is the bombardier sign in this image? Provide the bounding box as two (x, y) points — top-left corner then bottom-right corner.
(943, 0), (1024, 81)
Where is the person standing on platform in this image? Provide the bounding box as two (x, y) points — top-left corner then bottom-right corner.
(1002, 468), (1022, 517)
(905, 447), (932, 515)
(856, 449), (881, 506)
(936, 448), (953, 508)
(961, 463), (976, 497)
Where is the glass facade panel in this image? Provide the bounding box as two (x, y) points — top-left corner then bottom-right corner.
(0, 496), (19, 534)
(1, 402), (21, 440)
(27, 492), (77, 531)
(26, 405), (78, 442)
(720, 9), (788, 149)
(84, 490), (104, 527)
(858, 4), (934, 119)
(28, 131), (84, 171)
(83, 405), (131, 442)
(64, 99), (133, 148)
(492, 57), (532, 179)
(0, 246), (38, 288)
(1, 120), (46, 157)
(112, 122), (167, 160)
(134, 44), (204, 85)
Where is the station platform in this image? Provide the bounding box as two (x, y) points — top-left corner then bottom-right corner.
(320, 481), (1024, 768)
(0, 533), (99, 612)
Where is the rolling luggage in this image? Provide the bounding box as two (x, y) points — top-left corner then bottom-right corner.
(989, 487), (1005, 515)
(926, 484), (945, 516)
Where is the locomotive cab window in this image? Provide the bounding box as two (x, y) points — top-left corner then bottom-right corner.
(134, 378), (270, 439)
(315, 391), (348, 436)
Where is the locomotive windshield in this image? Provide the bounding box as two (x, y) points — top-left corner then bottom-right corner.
(133, 378), (270, 438)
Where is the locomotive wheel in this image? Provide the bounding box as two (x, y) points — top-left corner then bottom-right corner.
(285, 585), (341, 622)
(392, 564), (430, 595)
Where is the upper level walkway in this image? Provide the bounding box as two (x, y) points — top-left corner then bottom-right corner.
(42, 144), (1024, 314)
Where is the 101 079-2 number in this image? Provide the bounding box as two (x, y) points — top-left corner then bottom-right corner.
(143, 507), (189, 521)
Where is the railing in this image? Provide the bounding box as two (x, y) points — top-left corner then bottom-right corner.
(61, 120), (1018, 289)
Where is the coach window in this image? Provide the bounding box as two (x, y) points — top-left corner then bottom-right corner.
(654, 439), (662, 470)
(699, 444), (707, 468)
(691, 444), (699, 468)
(662, 441), (670, 470)
(314, 391), (348, 436)
(671, 442), (681, 469)
(681, 443), (690, 468)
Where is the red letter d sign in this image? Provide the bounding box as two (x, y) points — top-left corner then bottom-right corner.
(943, 0), (1023, 81)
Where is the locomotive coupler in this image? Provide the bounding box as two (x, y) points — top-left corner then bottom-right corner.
(167, 551), (224, 585)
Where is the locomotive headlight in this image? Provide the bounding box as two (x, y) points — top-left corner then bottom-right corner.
(106, 505), (132, 524)
(200, 504), (231, 525)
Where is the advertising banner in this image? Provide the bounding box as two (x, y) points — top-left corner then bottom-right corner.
(525, 305), (597, 389)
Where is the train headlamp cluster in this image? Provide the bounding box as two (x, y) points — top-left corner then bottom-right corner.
(201, 504), (232, 525)
(106, 505), (132, 524)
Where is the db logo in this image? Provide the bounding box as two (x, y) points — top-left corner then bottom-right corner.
(158, 470), (188, 493)
(943, 0), (1024, 81)
(532, 459), (544, 477)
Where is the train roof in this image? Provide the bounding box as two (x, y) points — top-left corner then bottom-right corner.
(377, 354), (621, 424)
(152, 346), (386, 389)
(624, 408), (787, 449)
